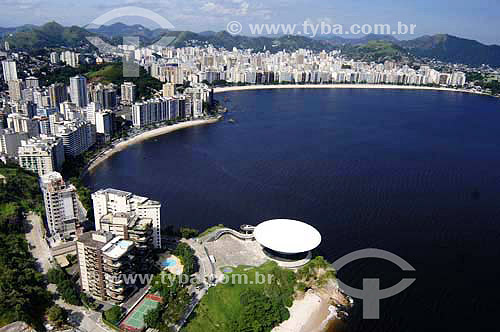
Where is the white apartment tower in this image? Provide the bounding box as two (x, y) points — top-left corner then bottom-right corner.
(52, 120), (96, 157)
(121, 82), (136, 105)
(18, 136), (65, 177)
(0, 128), (28, 158)
(92, 188), (162, 248)
(2, 60), (18, 82)
(95, 110), (113, 142)
(50, 52), (60, 64)
(40, 172), (86, 241)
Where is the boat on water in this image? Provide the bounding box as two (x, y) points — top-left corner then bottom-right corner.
(228, 118), (236, 123)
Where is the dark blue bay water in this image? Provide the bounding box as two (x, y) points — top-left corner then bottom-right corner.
(85, 89), (500, 331)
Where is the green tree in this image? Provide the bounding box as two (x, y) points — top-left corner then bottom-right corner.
(173, 242), (197, 275)
(179, 227), (199, 239)
(104, 305), (122, 325)
(144, 306), (163, 329)
(47, 305), (67, 326)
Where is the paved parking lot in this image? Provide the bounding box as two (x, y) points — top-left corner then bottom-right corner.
(204, 235), (268, 276)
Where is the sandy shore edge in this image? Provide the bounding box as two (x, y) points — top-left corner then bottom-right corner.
(84, 117), (221, 174)
(213, 83), (485, 96)
(272, 290), (340, 332)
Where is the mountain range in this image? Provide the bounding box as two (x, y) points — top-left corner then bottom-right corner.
(1, 22), (500, 67)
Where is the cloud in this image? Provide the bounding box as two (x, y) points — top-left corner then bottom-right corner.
(0, 0), (42, 10)
(201, 1), (250, 16)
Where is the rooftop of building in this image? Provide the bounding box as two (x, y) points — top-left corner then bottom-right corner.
(95, 188), (132, 197)
(253, 219), (321, 254)
(102, 237), (134, 259)
(78, 231), (112, 250)
(100, 212), (152, 231)
(19, 135), (61, 150)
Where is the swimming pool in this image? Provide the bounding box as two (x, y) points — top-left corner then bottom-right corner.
(162, 259), (177, 267)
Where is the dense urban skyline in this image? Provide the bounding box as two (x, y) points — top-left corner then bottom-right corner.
(0, 0), (499, 44)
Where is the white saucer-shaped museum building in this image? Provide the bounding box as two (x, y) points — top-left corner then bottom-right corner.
(253, 219), (321, 266)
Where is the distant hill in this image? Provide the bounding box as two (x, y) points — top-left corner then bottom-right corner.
(320, 34), (399, 46)
(0, 27), (17, 38)
(399, 34), (500, 67)
(198, 31), (217, 37)
(86, 22), (169, 44)
(2, 22), (500, 67)
(0, 25), (38, 38)
(2, 22), (337, 52)
(3, 22), (93, 49)
(171, 30), (337, 52)
(341, 40), (412, 63)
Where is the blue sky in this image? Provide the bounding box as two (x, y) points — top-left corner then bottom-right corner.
(0, 0), (499, 44)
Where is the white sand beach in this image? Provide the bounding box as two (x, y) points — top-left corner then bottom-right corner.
(85, 117), (220, 173)
(272, 277), (349, 332)
(272, 290), (333, 332)
(213, 83), (485, 95)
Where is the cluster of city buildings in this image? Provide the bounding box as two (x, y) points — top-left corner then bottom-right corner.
(0, 40), (474, 307)
(121, 46), (467, 87)
(39, 171), (162, 303)
(50, 50), (81, 68)
(0, 56), (211, 174)
(76, 188), (161, 303)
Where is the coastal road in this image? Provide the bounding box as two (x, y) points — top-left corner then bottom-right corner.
(25, 212), (52, 274)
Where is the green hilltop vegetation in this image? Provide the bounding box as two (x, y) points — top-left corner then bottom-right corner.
(0, 164), (52, 329)
(171, 31), (338, 52)
(183, 257), (336, 332)
(341, 40), (411, 63)
(4, 21), (500, 66)
(87, 63), (163, 98)
(3, 22), (93, 50)
(400, 34), (500, 67)
(39, 62), (163, 99)
(183, 261), (295, 332)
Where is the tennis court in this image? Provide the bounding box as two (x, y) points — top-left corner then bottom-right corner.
(120, 294), (162, 331)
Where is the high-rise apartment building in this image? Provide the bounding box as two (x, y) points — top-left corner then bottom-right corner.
(2, 60), (18, 81)
(92, 188), (162, 248)
(49, 83), (69, 110)
(40, 172), (86, 241)
(132, 97), (184, 127)
(7, 113), (40, 137)
(52, 120), (96, 157)
(70, 75), (89, 108)
(162, 82), (175, 97)
(97, 212), (153, 262)
(50, 52), (60, 64)
(77, 232), (135, 303)
(90, 84), (118, 110)
(95, 110), (114, 142)
(120, 82), (136, 105)
(25, 77), (40, 89)
(61, 51), (80, 68)
(8, 79), (24, 102)
(18, 135), (65, 177)
(0, 128), (28, 158)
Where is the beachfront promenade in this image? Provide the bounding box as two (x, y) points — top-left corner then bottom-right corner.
(213, 83), (485, 95)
